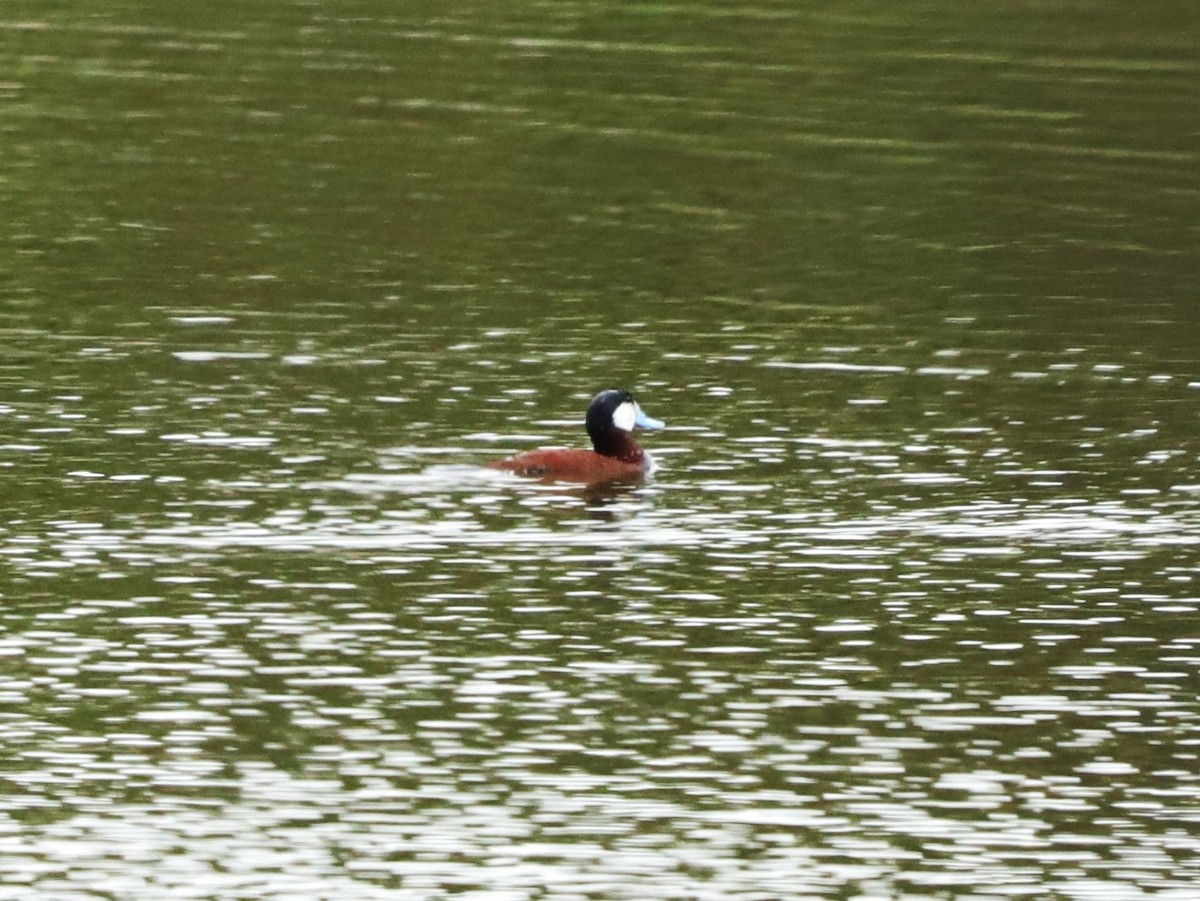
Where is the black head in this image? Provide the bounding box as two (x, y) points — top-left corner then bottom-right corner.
(585, 388), (664, 460)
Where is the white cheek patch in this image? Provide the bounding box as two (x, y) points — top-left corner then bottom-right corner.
(611, 401), (636, 432)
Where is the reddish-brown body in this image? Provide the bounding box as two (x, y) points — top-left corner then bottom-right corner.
(490, 446), (649, 485)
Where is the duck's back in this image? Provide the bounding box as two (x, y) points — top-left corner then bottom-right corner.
(490, 447), (646, 483)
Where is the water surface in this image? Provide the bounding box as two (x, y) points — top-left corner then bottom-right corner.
(2, 1), (1199, 898)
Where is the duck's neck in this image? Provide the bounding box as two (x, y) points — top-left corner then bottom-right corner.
(592, 430), (643, 463)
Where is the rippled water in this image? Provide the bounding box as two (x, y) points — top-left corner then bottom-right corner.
(2, 1), (1199, 898)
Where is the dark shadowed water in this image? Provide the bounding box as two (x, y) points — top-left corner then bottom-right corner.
(2, 1), (1199, 898)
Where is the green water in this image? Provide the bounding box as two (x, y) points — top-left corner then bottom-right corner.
(2, 1), (1199, 897)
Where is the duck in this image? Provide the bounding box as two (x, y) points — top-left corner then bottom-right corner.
(490, 388), (664, 484)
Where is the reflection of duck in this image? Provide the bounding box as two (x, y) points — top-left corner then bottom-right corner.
(490, 389), (664, 485)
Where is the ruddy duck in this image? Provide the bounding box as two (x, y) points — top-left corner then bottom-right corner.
(490, 388), (664, 484)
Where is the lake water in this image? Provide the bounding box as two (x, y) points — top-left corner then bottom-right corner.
(2, 1), (1199, 898)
